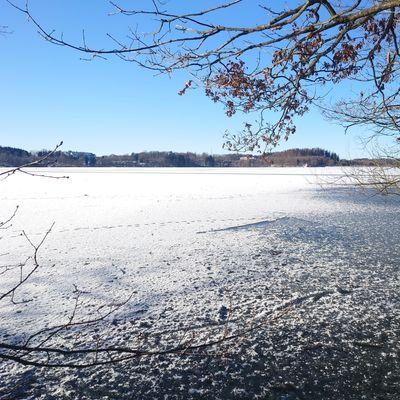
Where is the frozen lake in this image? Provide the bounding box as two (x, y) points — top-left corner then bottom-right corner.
(1, 167), (400, 399)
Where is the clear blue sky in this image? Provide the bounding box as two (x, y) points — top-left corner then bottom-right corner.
(1, 1), (369, 158)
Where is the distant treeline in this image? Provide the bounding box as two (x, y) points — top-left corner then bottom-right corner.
(0, 147), (97, 167)
(0, 145), (383, 168)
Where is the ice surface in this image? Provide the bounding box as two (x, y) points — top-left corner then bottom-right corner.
(0, 167), (399, 399)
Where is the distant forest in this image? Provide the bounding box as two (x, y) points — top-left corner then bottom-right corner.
(0, 145), (379, 168)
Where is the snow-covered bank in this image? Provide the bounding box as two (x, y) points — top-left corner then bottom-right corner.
(1, 168), (399, 399)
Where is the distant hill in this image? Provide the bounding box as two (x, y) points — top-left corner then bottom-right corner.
(0, 144), (377, 168)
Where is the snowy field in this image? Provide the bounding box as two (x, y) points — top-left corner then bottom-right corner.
(1, 167), (400, 399)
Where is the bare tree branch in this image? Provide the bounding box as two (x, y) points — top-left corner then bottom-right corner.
(0, 205), (19, 230)
(0, 286), (334, 368)
(0, 223), (54, 303)
(0, 141), (68, 180)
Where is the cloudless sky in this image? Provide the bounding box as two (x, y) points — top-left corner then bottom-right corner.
(1, 1), (371, 158)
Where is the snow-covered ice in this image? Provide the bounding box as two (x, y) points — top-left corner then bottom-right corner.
(0, 167), (399, 399)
